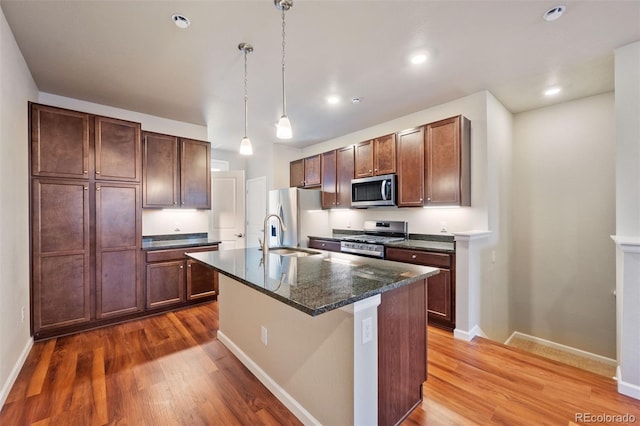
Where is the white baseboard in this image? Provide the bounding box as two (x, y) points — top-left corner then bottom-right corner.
(217, 331), (321, 426)
(0, 337), (34, 409)
(453, 324), (486, 341)
(504, 331), (617, 370)
(617, 366), (640, 400)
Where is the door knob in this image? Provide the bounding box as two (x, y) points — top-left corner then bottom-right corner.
(234, 233), (244, 238)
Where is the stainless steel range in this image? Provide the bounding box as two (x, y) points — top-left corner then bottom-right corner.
(339, 220), (407, 258)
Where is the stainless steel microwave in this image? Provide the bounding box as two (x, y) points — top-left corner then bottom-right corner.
(351, 174), (397, 207)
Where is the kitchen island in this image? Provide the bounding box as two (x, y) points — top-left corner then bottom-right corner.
(187, 248), (439, 425)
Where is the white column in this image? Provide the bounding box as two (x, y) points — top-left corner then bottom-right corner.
(613, 40), (640, 400)
(453, 231), (491, 341)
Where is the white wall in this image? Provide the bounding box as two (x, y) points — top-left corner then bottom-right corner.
(0, 7), (38, 406)
(511, 92), (616, 358)
(613, 40), (640, 399)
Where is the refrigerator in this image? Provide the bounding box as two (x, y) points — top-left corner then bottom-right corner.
(267, 188), (329, 248)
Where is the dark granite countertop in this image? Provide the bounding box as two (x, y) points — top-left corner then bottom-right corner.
(142, 233), (221, 251)
(308, 232), (455, 253)
(385, 239), (455, 253)
(187, 248), (439, 316)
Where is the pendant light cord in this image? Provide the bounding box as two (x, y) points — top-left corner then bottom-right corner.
(281, 8), (287, 115)
(244, 48), (249, 138)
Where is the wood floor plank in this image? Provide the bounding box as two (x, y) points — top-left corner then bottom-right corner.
(3, 302), (640, 425)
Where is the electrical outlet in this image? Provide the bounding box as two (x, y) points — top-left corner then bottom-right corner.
(21, 306), (25, 323)
(440, 222), (448, 233)
(491, 251), (496, 264)
(261, 325), (268, 346)
(362, 317), (373, 344)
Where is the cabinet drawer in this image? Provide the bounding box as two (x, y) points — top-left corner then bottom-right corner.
(308, 238), (341, 252)
(145, 244), (218, 263)
(385, 247), (451, 268)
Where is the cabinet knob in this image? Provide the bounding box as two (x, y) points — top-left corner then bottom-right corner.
(96, 171), (101, 175)
(336, 202), (339, 205)
(83, 170), (88, 174)
(427, 197), (431, 201)
(374, 169), (378, 172)
(180, 265), (183, 269)
(84, 186), (88, 190)
(411, 254), (417, 259)
(96, 186), (101, 191)
(369, 169), (372, 173)
(188, 264), (191, 268)
(174, 202), (177, 205)
(321, 243), (326, 247)
(420, 198), (423, 201)
(182, 201), (185, 205)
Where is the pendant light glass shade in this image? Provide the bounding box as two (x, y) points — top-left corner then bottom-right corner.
(276, 115), (292, 139)
(275, 0), (293, 140)
(238, 42), (254, 155)
(239, 137), (253, 155)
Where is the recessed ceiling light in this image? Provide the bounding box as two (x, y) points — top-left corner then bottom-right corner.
(410, 53), (427, 65)
(351, 97), (361, 104)
(326, 95), (341, 105)
(543, 5), (566, 22)
(172, 14), (191, 29)
(544, 86), (562, 96)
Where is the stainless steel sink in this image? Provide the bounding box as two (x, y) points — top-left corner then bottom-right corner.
(267, 247), (321, 257)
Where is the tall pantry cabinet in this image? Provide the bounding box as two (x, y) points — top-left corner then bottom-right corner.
(30, 104), (143, 338)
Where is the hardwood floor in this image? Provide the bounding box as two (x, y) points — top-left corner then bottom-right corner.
(2, 302), (638, 425)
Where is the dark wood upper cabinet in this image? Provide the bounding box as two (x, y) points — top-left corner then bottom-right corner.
(304, 154), (321, 187)
(95, 183), (142, 319)
(142, 132), (179, 208)
(354, 134), (396, 178)
(336, 146), (355, 208)
(31, 178), (91, 333)
(289, 155), (321, 188)
(180, 138), (211, 209)
(95, 116), (141, 182)
(397, 127), (425, 207)
(31, 104), (89, 179)
(425, 116), (471, 206)
(321, 150), (337, 208)
(290, 159), (305, 188)
(354, 140), (374, 178)
(373, 134), (397, 176)
(142, 133), (211, 209)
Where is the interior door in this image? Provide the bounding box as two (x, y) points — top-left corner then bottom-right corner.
(246, 176), (267, 248)
(210, 170), (245, 250)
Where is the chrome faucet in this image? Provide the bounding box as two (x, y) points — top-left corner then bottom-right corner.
(262, 214), (286, 256)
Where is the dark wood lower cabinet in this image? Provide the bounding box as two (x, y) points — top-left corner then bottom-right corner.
(144, 245), (219, 310)
(146, 260), (185, 309)
(308, 237), (341, 252)
(385, 246), (456, 330)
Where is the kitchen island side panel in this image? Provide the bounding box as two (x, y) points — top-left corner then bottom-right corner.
(218, 274), (360, 425)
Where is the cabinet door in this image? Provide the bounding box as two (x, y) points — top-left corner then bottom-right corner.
(354, 140), (374, 178)
(95, 183), (143, 318)
(397, 127), (424, 207)
(304, 154), (321, 187)
(336, 146), (354, 208)
(187, 259), (218, 300)
(142, 132), (179, 208)
(146, 261), (185, 309)
(290, 159), (305, 188)
(427, 268), (452, 323)
(31, 104), (89, 179)
(374, 134), (396, 175)
(425, 116), (470, 206)
(95, 116), (141, 182)
(32, 178), (91, 333)
(321, 150), (337, 208)
(180, 138), (211, 209)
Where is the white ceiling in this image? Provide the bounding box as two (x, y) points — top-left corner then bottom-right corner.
(1, 1), (639, 151)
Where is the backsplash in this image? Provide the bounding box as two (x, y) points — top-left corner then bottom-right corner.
(142, 210), (210, 236)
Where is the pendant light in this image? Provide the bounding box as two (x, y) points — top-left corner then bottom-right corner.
(238, 42), (254, 155)
(275, 0), (293, 140)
